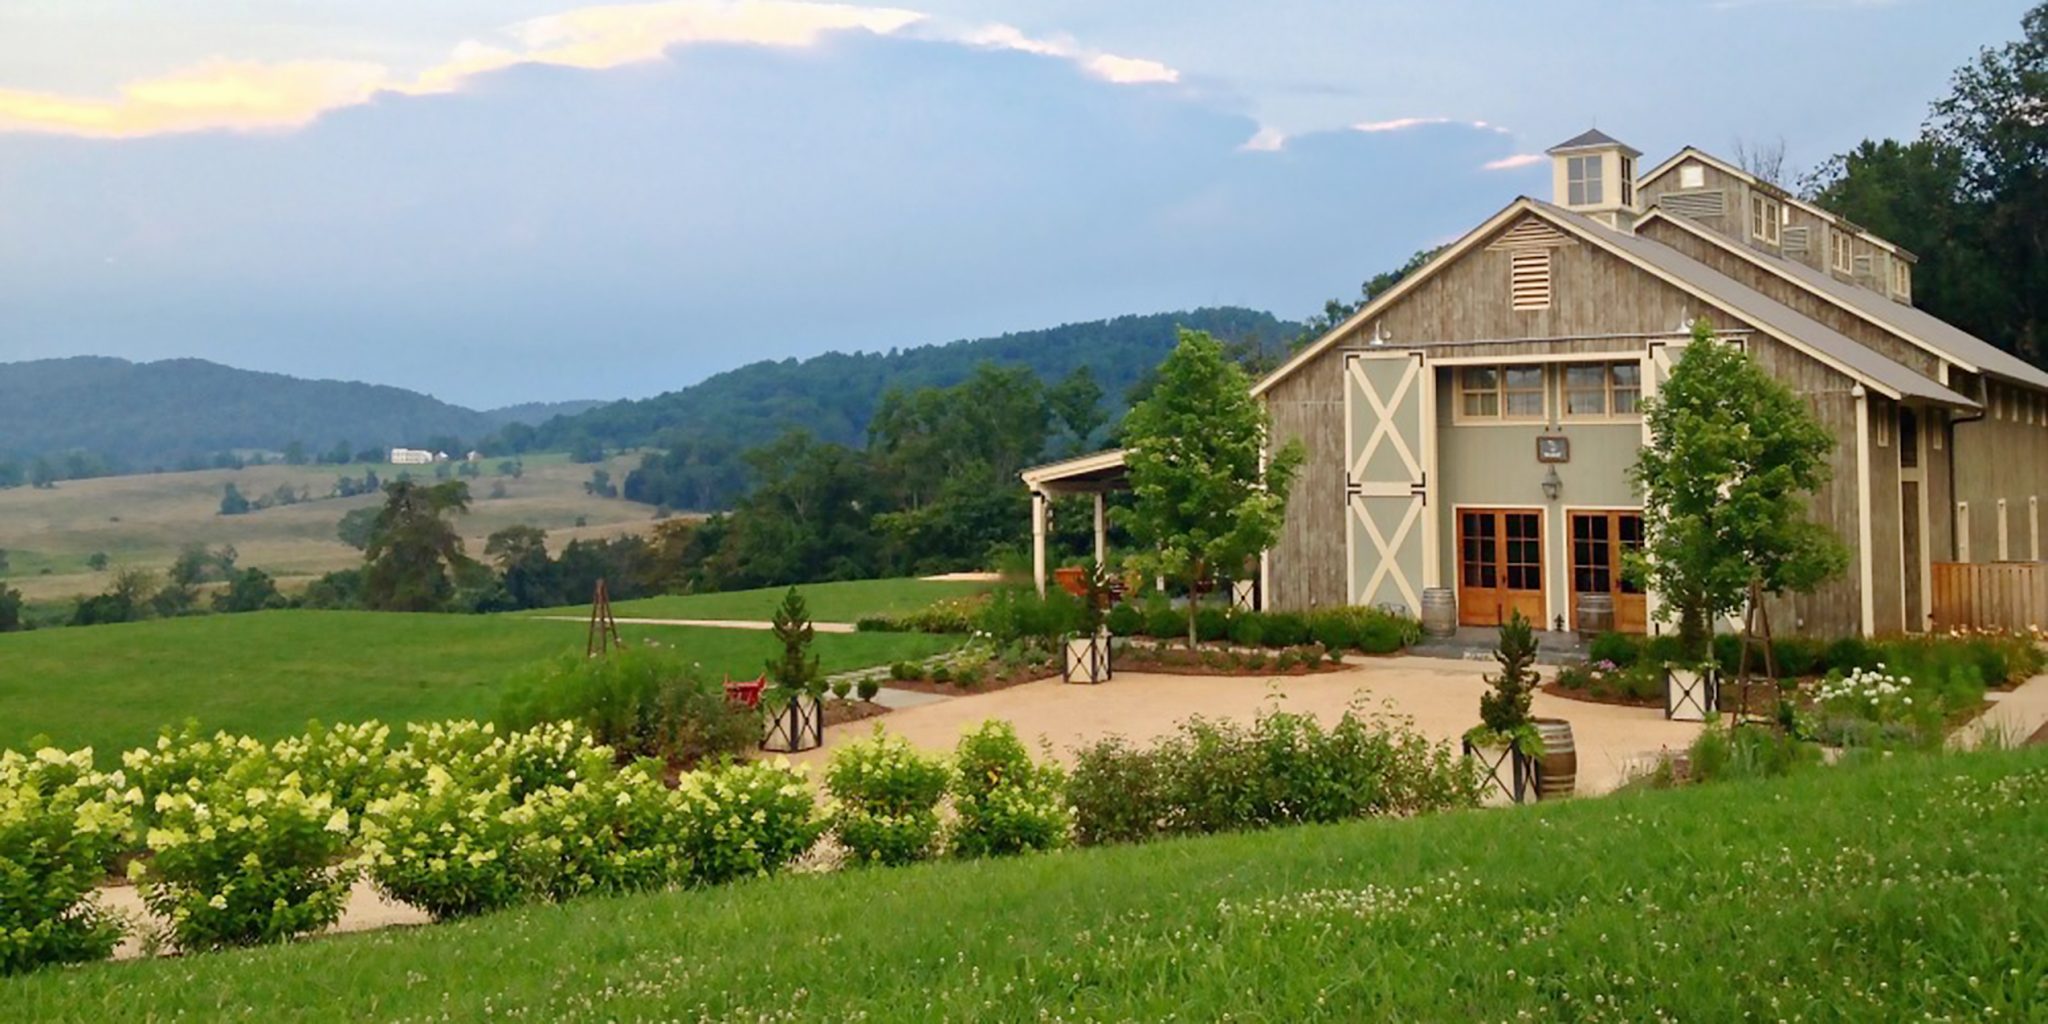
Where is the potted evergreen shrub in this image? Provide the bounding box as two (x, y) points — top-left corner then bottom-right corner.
(1462, 610), (1545, 805)
(1063, 563), (1114, 684)
(761, 587), (825, 752)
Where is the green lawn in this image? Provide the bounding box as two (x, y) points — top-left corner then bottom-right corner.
(0, 611), (956, 757)
(526, 576), (998, 624)
(7, 747), (2041, 1021)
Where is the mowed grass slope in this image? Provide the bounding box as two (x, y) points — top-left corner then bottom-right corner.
(0, 453), (657, 602)
(530, 577), (999, 623)
(6, 747), (2040, 1021)
(0, 611), (955, 756)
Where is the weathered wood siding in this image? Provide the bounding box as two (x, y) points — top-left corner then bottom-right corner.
(1867, 395), (1905, 634)
(1635, 217), (1943, 379)
(1745, 335), (1867, 636)
(1952, 377), (2048, 563)
(1266, 356), (1348, 610)
(1932, 561), (2048, 632)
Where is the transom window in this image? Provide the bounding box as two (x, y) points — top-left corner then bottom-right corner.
(1750, 193), (1782, 246)
(1831, 231), (1853, 273)
(1567, 155), (1604, 206)
(1459, 364), (1546, 421)
(1562, 362), (1643, 418)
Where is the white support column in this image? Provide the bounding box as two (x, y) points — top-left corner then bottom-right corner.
(1092, 492), (1107, 568)
(1032, 491), (1048, 597)
(1853, 385), (1876, 635)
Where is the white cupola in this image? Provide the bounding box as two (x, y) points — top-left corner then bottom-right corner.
(1547, 128), (1642, 229)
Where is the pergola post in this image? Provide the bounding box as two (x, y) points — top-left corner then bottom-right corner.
(1032, 490), (1049, 597)
(1092, 492), (1107, 568)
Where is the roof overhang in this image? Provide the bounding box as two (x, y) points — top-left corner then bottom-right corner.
(1020, 448), (1127, 494)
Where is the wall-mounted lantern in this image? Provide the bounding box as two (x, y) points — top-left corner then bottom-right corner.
(1541, 465), (1562, 502)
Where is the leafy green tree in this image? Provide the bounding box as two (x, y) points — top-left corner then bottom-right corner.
(85, 552), (109, 572)
(1629, 320), (1849, 658)
(1292, 247), (1445, 352)
(485, 525), (560, 609)
(168, 543), (215, 587)
(1048, 364), (1107, 453)
(361, 480), (473, 612)
(283, 441), (307, 465)
(215, 568), (283, 613)
(218, 483), (249, 516)
(1115, 328), (1305, 646)
(585, 469), (617, 498)
(1468, 610), (1542, 755)
(0, 548), (9, 576)
(336, 507), (379, 550)
(0, 584), (22, 632)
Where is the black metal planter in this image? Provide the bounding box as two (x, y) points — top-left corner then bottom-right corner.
(761, 692), (824, 753)
(1063, 631), (1113, 684)
(1463, 737), (1540, 805)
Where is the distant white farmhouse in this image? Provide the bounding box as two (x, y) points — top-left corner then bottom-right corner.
(389, 448), (435, 465)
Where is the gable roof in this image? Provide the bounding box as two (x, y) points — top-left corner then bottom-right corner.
(1637, 207), (2048, 392)
(1254, 197), (1975, 408)
(1547, 128), (1640, 157)
(1636, 146), (1916, 262)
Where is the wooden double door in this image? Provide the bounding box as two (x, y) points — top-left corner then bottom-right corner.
(1457, 508), (1546, 627)
(1567, 510), (1647, 634)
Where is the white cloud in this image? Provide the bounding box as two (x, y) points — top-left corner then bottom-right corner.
(0, 0), (1177, 138)
(1482, 152), (1544, 171)
(1238, 125), (1288, 152)
(1353, 116), (1452, 133)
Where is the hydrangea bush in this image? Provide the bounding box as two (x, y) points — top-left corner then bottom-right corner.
(825, 729), (951, 866)
(948, 721), (1071, 858)
(132, 753), (356, 950)
(508, 761), (694, 901)
(0, 747), (138, 974)
(271, 720), (399, 819)
(358, 764), (521, 921)
(674, 759), (821, 885)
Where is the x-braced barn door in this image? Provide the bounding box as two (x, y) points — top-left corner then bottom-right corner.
(1344, 351), (1429, 614)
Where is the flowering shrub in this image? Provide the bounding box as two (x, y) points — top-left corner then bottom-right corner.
(271, 720), (399, 819)
(359, 764), (520, 921)
(825, 729), (950, 866)
(1816, 666), (1913, 721)
(395, 720), (612, 799)
(674, 759), (821, 885)
(0, 747), (138, 974)
(508, 761), (693, 901)
(1067, 737), (1170, 846)
(133, 750), (356, 949)
(497, 649), (758, 769)
(121, 723), (269, 830)
(948, 721), (1071, 858)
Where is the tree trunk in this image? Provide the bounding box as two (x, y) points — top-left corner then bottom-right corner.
(1185, 561), (1204, 649)
(1678, 603), (1711, 663)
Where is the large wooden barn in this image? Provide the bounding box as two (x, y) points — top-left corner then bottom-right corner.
(1027, 130), (2048, 638)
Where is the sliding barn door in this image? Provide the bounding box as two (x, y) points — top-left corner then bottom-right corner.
(1344, 351), (1428, 614)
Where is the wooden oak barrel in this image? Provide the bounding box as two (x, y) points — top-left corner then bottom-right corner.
(1575, 593), (1615, 640)
(1532, 718), (1577, 800)
(1420, 587), (1458, 638)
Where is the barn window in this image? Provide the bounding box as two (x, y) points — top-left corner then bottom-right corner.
(1678, 163), (1705, 189)
(1899, 408), (1919, 468)
(1892, 259), (1911, 297)
(1831, 231), (1853, 273)
(1563, 362), (1641, 419)
(1620, 155), (1636, 207)
(1567, 155), (1604, 206)
(1874, 408), (1892, 447)
(1459, 364), (1547, 422)
(1509, 250), (1552, 310)
(1750, 193), (1782, 246)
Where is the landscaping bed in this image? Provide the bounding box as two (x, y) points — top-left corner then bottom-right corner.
(8, 745), (2039, 1020)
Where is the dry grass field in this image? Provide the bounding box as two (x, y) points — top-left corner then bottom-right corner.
(0, 453), (661, 601)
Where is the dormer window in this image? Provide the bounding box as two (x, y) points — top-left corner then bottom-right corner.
(1678, 163), (1706, 189)
(1831, 231), (1853, 273)
(1750, 193), (1782, 246)
(1892, 259), (1911, 297)
(1620, 155), (1635, 207)
(1567, 155), (1604, 206)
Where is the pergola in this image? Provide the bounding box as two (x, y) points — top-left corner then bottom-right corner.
(1019, 448), (1127, 596)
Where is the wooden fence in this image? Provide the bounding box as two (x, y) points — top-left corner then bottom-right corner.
(1930, 561), (2048, 633)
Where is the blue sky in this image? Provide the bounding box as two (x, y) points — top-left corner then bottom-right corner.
(0, 0), (2031, 407)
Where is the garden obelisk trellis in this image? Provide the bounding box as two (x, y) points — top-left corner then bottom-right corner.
(586, 578), (622, 658)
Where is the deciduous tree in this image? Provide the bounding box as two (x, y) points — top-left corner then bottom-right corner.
(361, 480), (472, 612)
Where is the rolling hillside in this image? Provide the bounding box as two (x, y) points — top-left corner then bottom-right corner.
(524, 307), (1300, 451)
(0, 357), (593, 467)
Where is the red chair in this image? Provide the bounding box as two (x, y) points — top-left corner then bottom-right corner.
(723, 674), (767, 709)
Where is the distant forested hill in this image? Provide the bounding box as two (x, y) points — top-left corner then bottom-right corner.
(0, 357), (574, 468)
(523, 307), (1298, 452)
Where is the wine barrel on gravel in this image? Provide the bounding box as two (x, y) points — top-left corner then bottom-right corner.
(1575, 593), (1615, 640)
(1420, 588), (1458, 638)
(1532, 718), (1577, 800)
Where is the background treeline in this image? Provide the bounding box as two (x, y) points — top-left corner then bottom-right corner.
(1802, 5), (2047, 365)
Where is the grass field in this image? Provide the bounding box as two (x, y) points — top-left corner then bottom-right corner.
(0, 611), (956, 756)
(0, 454), (661, 602)
(4, 746), (2039, 1020)
(530, 576), (999, 623)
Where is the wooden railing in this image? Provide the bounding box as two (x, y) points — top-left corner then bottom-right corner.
(1930, 561), (2048, 633)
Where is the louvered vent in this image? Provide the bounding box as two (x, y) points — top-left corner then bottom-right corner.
(1487, 217), (1570, 251)
(1510, 250), (1552, 311)
(1782, 226), (1810, 254)
(1854, 254), (1874, 283)
(1660, 190), (1725, 219)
